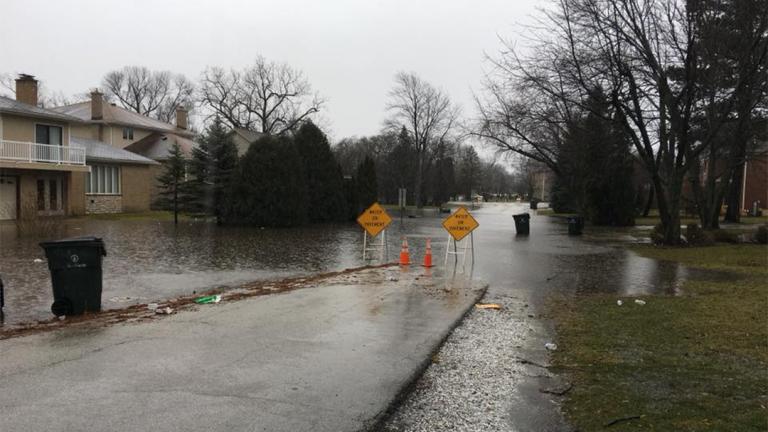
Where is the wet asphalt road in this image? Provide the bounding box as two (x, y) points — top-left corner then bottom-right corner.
(0, 268), (487, 432)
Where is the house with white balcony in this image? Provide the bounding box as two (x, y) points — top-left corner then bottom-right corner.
(0, 74), (157, 221)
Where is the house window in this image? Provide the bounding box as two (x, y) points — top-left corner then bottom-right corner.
(35, 124), (63, 145)
(122, 127), (134, 140)
(86, 165), (121, 194)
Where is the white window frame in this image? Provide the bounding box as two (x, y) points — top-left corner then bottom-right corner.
(86, 164), (121, 195)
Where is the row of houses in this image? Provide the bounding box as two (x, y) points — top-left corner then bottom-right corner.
(0, 74), (262, 221)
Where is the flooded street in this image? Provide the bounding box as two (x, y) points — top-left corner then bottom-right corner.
(0, 203), (712, 327)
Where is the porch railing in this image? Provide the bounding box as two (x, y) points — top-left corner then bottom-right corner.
(0, 140), (86, 166)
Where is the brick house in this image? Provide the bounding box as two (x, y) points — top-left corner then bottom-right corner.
(0, 74), (160, 221)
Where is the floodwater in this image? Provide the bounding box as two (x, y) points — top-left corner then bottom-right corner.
(0, 203), (723, 326)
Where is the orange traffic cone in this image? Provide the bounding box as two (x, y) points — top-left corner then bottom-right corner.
(422, 238), (434, 268)
(399, 237), (410, 265)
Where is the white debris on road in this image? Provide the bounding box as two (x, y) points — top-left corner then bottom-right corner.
(381, 296), (533, 432)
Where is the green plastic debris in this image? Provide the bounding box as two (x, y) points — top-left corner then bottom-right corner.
(194, 294), (222, 304)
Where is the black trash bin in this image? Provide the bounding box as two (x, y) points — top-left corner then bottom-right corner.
(39, 237), (106, 316)
(567, 216), (584, 236)
(530, 199), (538, 210)
(513, 213), (531, 235)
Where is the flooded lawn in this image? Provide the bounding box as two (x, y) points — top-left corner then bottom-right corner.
(0, 219), (366, 324)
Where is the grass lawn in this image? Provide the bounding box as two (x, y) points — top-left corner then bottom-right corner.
(549, 244), (768, 431)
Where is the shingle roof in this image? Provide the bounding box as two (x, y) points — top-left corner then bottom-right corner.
(51, 101), (192, 136)
(71, 137), (158, 165)
(124, 132), (198, 161)
(0, 96), (82, 123)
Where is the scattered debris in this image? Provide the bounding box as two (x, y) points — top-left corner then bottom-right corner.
(617, 300), (623, 306)
(634, 299), (646, 305)
(33, 258), (44, 263)
(604, 415), (642, 428)
(194, 294), (221, 304)
(475, 303), (502, 310)
(155, 306), (173, 315)
(147, 303), (159, 311)
(544, 342), (558, 351)
(387, 276), (399, 282)
(110, 296), (138, 303)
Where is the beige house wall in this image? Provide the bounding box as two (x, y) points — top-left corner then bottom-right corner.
(84, 164), (153, 214)
(108, 125), (153, 149)
(147, 164), (164, 208)
(1, 114), (70, 146)
(0, 168), (84, 219)
(121, 164), (153, 212)
(68, 171), (86, 215)
(70, 124), (100, 141)
(69, 124), (153, 149)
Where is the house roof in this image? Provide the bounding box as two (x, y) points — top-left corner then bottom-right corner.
(233, 127), (265, 144)
(0, 95), (82, 123)
(124, 132), (198, 161)
(51, 101), (193, 136)
(72, 137), (158, 165)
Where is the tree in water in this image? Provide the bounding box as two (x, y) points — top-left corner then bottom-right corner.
(226, 135), (308, 227)
(458, 146), (482, 201)
(189, 117), (239, 224)
(551, 88), (635, 226)
(156, 142), (190, 225)
(294, 121), (347, 223)
(355, 156), (378, 211)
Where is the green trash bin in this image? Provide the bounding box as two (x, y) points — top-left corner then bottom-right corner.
(513, 213), (530, 235)
(39, 237), (107, 316)
(567, 216), (584, 236)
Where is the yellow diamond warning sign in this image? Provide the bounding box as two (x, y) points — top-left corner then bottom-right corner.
(357, 203), (392, 237)
(442, 206), (479, 241)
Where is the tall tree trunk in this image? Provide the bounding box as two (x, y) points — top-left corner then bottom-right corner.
(724, 163), (744, 223)
(654, 173), (682, 245)
(414, 157), (424, 208)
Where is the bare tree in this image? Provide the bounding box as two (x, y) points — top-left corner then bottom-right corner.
(385, 72), (459, 207)
(199, 56), (323, 135)
(102, 66), (195, 123)
(476, 0), (767, 244)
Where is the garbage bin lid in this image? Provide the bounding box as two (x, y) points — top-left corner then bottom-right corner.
(40, 236), (103, 246)
(40, 237), (106, 255)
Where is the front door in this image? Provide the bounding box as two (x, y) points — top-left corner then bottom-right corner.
(36, 176), (65, 216)
(0, 175), (18, 220)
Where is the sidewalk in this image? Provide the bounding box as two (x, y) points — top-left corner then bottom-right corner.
(0, 266), (485, 432)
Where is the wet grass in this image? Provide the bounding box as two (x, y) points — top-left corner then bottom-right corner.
(549, 244), (768, 431)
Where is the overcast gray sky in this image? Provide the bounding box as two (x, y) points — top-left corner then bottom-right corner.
(0, 0), (541, 140)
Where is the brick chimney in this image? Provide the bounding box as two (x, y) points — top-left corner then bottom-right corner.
(15, 74), (38, 106)
(90, 90), (103, 120)
(176, 106), (188, 130)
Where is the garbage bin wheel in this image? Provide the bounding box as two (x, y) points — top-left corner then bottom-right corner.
(51, 298), (73, 317)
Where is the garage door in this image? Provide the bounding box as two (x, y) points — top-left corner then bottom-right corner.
(0, 175), (18, 220)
